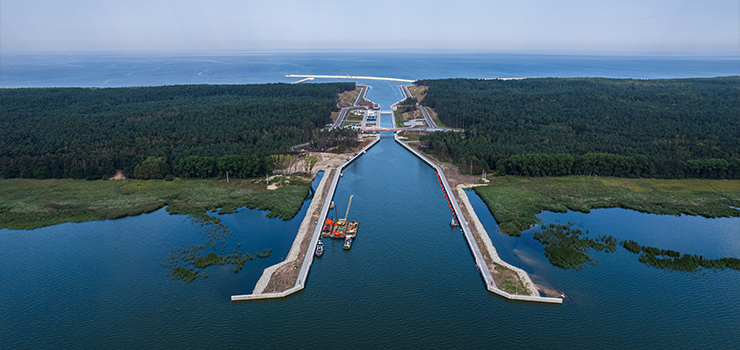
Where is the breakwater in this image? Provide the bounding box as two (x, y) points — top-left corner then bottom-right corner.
(232, 136), (381, 301)
(393, 133), (562, 304)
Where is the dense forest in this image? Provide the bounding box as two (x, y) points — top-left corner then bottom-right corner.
(0, 83), (355, 179)
(416, 77), (740, 178)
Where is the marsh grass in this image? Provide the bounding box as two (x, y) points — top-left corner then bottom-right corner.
(474, 176), (740, 236)
(621, 240), (740, 271)
(256, 248), (272, 258)
(169, 212), (269, 282)
(0, 176), (311, 230)
(533, 221), (617, 269)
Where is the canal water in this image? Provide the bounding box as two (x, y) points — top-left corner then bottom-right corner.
(2, 134), (738, 348)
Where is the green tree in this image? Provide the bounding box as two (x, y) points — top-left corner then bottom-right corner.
(133, 157), (168, 179)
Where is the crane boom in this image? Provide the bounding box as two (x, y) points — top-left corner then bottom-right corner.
(343, 195), (354, 221)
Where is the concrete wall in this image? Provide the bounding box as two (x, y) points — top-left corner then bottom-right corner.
(393, 133), (562, 304)
(232, 135), (381, 302)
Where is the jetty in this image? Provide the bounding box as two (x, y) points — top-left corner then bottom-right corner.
(287, 74), (415, 83)
(231, 136), (381, 301)
(290, 77), (314, 84)
(394, 133), (562, 304)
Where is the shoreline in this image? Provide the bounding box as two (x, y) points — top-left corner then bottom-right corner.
(393, 133), (562, 304)
(473, 176), (740, 236)
(232, 135), (381, 301)
(251, 168), (335, 295)
(0, 176), (313, 231)
(455, 184), (542, 297)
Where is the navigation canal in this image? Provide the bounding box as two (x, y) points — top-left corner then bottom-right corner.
(3, 132), (738, 348)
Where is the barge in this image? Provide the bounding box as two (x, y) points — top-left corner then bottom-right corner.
(329, 195), (359, 249)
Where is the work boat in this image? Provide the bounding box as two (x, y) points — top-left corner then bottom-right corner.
(343, 237), (353, 250)
(450, 218), (460, 227)
(315, 240), (324, 257)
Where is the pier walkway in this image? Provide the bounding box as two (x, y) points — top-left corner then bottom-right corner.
(290, 77), (314, 84)
(232, 136), (381, 301)
(393, 133), (562, 304)
(287, 74), (415, 83)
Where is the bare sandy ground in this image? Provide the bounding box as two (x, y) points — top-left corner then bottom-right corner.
(109, 170), (126, 180)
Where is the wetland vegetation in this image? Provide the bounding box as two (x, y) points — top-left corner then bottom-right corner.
(168, 213), (274, 283)
(0, 175), (312, 230)
(622, 240), (740, 271)
(474, 176), (740, 236)
(533, 221), (617, 269)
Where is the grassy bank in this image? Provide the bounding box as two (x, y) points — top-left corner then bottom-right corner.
(474, 176), (740, 236)
(338, 86), (363, 108)
(0, 176), (312, 230)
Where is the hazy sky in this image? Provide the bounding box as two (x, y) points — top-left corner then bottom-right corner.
(2, 0), (738, 53)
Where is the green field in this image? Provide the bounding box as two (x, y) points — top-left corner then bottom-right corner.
(0, 176), (312, 230)
(474, 176), (740, 236)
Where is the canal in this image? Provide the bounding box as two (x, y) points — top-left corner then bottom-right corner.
(3, 133), (738, 348)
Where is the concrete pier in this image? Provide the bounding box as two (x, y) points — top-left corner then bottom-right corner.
(232, 135), (381, 301)
(286, 74), (415, 83)
(393, 133), (562, 304)
(290, 77), (314, 84)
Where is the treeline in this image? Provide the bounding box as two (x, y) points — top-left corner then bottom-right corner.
(423, 131), (740, 178)
(416, 77), (740, 179)
(131, 154), (275, 180)
(312, 128), (361, 149)
(0, 83), (355, 179)
(622, 240), (740, 271)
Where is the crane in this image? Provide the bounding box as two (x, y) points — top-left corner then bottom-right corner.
(343, 195), (354, 221)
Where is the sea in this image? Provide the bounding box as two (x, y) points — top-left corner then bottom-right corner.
(1, 51), (739, 349)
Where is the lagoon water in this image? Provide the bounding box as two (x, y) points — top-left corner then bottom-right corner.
(1, 52), (739, 348)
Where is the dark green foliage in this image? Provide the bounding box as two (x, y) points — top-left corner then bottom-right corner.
(69, 167), (85, 179)
(133, 156), (168, 179)
(1, 166), (17, 179)
(622, 240), (641, 253)
(176, 156), (216, 178)
(172, 266), (199, 283)
(0, 83), (354, 178)
(216, 155), (261, 178)
(638, 253), (740, 271)
(398, 97), (417, 105)
(193, 252), (224, 269)
(33, 167), (47, 179)
(599, 235), (618, 252)
(417, 77), (740, 179)
(256, 248), (272, 258)
(685, 159), (732, 179)
(170, 212), (274, 282)
(621, 240), (740, 271)
(533, 221), (616, 269)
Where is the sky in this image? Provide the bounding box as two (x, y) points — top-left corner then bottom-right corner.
(1, 0), (738, 54)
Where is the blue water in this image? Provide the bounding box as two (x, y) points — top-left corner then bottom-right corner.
(3, 52), (738, 89)
(1, 52), (739, 348)
(2, 51), (738, 112)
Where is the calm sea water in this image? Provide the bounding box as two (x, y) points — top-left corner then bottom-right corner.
(1, 52), (739, 348)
